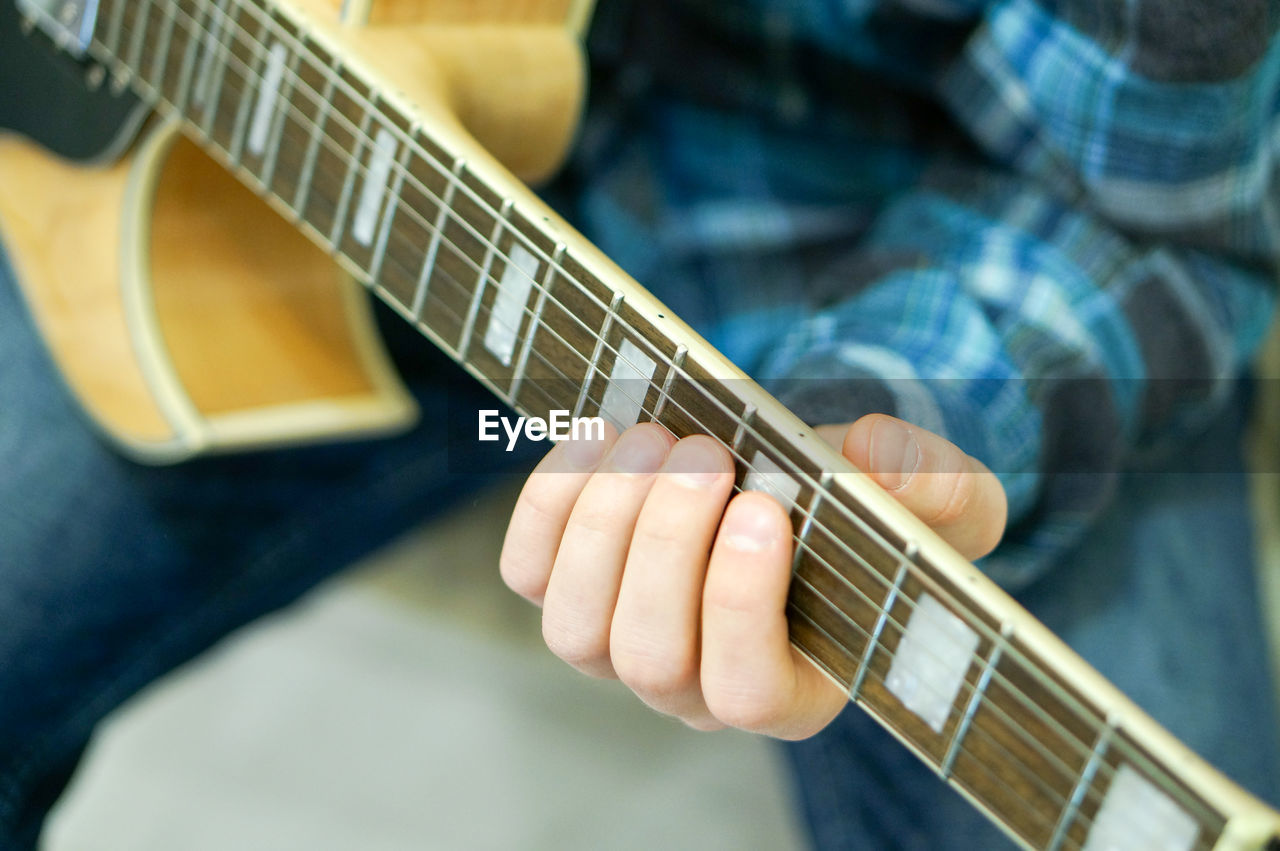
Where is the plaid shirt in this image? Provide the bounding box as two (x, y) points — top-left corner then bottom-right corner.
(560, 0), (1280, 586)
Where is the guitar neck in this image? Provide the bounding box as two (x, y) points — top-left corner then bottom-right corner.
(33, 0), (1280, 846)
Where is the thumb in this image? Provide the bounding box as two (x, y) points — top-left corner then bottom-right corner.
(836, 414), (1007, 560)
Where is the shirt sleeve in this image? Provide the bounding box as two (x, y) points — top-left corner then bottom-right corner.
(760, 1), (1280, 589)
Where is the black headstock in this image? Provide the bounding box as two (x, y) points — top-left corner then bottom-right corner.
(1, 0), (144, 161)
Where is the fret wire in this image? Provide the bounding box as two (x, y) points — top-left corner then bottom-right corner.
(227, 15), (270, 166)
(791, 472), (831, 572)
(731, 404), (757, 451)
(1047, 721), (1115, 851)
(574, 292), (623, 419)
(125, 1), (150, 77)
(292, 53), (338, 216)
(459, 199), (513, 359)
(370, 136), (413, 284)
(172, 0), (208, 114)
(510, 243), (565, 402)
(327, 105), (375, 249)
(148, 0), (178, 91)
(850, 554), (910, 701)
(412, 156), (465, 319)
(942, 624), (1011, 779)
(100, 8), (1220, 833)
(259, 41), (301, 190)
(650, 345), (687, 423)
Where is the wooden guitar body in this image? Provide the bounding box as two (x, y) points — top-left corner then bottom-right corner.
(0, 0), (591, 462)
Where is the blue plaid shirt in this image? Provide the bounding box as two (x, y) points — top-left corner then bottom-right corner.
(560, 0), (1280, 586)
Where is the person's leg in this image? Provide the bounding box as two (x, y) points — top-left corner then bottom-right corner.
(0, 245), (540, 848)
(783, 385), (1280, 849)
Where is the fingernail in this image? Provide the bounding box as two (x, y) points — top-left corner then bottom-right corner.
(562, 433), (608, 471)
(609, 428), (668, 475)
(722, 503), (781, 552)
(870, 418), (919, 491)
(664, 438), (727, 489)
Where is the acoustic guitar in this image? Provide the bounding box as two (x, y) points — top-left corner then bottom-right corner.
(4, 1), (1280, 848)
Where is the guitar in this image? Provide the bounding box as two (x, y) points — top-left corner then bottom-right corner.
(4, 1), (1280, 848)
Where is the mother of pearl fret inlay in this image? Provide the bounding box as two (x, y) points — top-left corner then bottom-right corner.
(1083, 764), (1198, 851)
(247, 41), (287, 157)
(743, 451), (802, 512)
(484, 243), (540, 367)
(599, 339), (657, 430)
(885, 592), (979, 734)
(352, 127), (398, 246)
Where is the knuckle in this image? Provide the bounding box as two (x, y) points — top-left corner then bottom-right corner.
(702, 577), (763, 616)
(628, 522), (685, 555)
(613, 645), (698, 703)
(570, 503), (628, 541)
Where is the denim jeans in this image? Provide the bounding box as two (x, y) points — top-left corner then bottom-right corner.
(0, 245), (547, 847)
(1, 239), (1278, 850)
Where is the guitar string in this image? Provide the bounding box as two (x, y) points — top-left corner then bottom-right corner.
(96, 3), (1215, 837)
(102, 0), (1162, 819)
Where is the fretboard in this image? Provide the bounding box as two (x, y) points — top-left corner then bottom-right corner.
(46, 0), (1280, 847)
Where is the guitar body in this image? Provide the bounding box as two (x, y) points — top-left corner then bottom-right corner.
(0, 0), (592, 462)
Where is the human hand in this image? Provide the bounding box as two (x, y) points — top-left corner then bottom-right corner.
(499, 414), (1007, 739)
